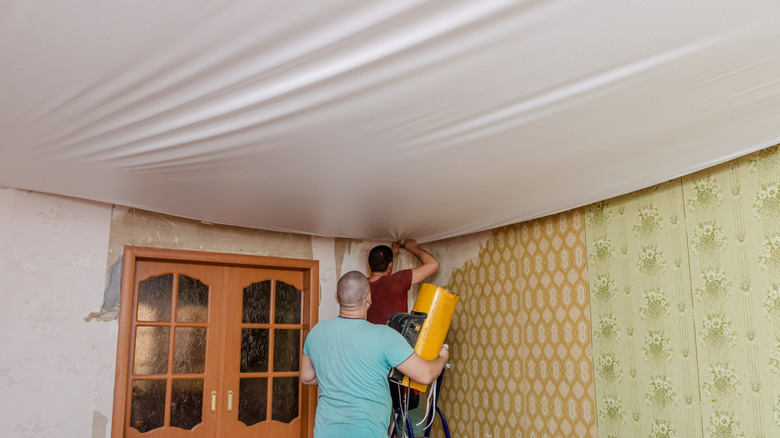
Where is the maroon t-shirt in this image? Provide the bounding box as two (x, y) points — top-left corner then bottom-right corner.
(366, 269), (413, 325)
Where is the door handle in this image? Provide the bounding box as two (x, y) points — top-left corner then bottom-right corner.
(210, 391), (216, 413)
(227, 390), (233, 412)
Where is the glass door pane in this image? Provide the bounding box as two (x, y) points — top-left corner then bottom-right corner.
(133, 326), (169, 375)
(275, 281), (301, 324)
(130, 379), (166, 433)
(273, 329), (300, 372)
(137, 274), (172, 321)
(170, 379), (205, 430)
(239, 377), (268, 426)
(173, 327), (207, 374)
(272, 377), (299, 423)
(241, 328), (269, 372)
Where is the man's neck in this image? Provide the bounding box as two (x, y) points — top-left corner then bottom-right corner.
(368, 269), (391, 282)
(338, 308), (366, 319)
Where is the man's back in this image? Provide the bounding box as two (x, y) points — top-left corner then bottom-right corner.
(303, 317), (413, 437)
(367, 269), (413, 325)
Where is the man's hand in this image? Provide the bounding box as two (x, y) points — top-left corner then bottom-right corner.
(438, 344), (450, 363)
(391, 241), (401, 256)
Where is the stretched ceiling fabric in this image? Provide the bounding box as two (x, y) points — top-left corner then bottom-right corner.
(2, 1), (780, 242)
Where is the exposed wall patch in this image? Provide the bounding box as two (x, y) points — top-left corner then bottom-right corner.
(92, 411), (108, 438)
(84, 255), (122, 322)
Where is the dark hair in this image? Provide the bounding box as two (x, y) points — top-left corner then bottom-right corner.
(368, 245), (393, 272)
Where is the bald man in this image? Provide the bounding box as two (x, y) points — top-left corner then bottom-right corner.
(301, 271), (449, 437)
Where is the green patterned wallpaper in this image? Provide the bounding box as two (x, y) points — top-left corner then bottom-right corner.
(586, 144), (780, 438)
(586, 181), (702, 438)
(683, 147), (780, 438)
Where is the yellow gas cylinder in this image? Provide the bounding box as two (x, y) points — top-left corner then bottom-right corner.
(402, 283), (459, 391)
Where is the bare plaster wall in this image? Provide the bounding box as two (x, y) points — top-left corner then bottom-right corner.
(315, 235), (492, 313)
(107, 207), (490, 319)
(106, 207), (380, 322)
(0, 188), (115, 438)
(107, 206), (482, 323)
(107, 206), (315, 266)
(106, 206), (471, 321)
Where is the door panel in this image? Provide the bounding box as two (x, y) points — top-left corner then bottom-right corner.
(124, 262), (226, 438)
(221, 267), (305, 438)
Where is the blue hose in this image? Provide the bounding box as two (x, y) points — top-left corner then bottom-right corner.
(392, 369), (451, 438)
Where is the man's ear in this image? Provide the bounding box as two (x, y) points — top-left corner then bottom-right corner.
(334, 292), (340, 304)
(366, 292), (372, 306)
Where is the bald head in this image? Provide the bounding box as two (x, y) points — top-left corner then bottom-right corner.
(337, 271), (370, 308)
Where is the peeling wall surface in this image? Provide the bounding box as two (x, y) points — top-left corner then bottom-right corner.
(0, 189), (115, 438)
(422, 230), (492, 304)
(107, 208), (383, 322)
(108, 206), (315, 267)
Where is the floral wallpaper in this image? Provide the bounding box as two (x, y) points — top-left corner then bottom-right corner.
(586, 144), (780, 438)
(435, 211), (597, 438)
(585, 181), (702, 438)
(682, 145), (780, 438)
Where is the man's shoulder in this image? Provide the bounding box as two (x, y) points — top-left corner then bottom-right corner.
(391, 268), (413, 276)
(311, 317), (382, 330)
(373, 269), (412, 285)
(308, 318), (381, 345)
(309, 316), (348, 334)
(391, 269), (413, 278)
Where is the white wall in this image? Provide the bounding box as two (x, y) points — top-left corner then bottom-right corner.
(0, 189), (115, 438)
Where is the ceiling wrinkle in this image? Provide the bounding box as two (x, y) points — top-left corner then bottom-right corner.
(4, 1), (780, 241)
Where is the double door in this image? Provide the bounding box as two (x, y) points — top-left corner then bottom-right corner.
(112, 248), (318, 438)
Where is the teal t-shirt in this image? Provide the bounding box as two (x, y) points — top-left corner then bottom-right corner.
(303, 317), (414, 438)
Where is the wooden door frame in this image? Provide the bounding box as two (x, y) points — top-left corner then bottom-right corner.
(111, 246), (319, 438)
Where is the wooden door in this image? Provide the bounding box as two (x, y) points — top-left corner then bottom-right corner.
(123, 261), (225, 438)
(112, 247), (318, 438)
(220, 267), (306, 438)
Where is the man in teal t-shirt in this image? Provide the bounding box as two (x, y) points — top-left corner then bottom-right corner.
(301, 271), (449, 438)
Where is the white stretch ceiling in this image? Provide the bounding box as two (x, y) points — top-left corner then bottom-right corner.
(2, 1), (780, 242)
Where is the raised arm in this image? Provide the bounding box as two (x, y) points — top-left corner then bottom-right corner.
(403, 239), (440, 285)
(395, 345), (449, 385)
(300, 353), (318, 386)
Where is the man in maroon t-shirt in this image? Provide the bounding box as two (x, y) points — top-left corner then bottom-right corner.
(366, 239), (440, 434)
(366, 239), (440, 325)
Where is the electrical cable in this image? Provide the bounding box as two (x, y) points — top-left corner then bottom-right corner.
(393, 383), (408, 438)
(415, 380), (437, 427)
(388, 412), (395, 438)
